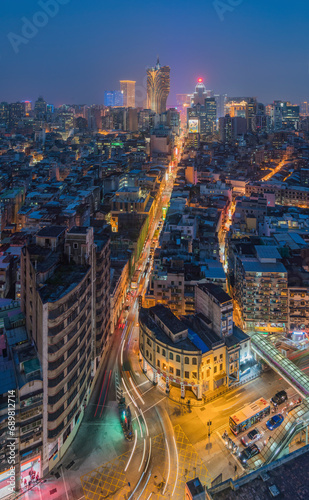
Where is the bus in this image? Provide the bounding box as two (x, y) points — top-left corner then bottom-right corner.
(229, 398), (270, 436)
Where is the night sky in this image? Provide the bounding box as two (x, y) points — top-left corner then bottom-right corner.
(1, 0), (308, 106)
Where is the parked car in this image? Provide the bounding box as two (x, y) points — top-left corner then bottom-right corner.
(238, 444), (260, 464)
(266, 414), (284, 431)
(271, 390), (287, 406)
(241, 428), (262, 447)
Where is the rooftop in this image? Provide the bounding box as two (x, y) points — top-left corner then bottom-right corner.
(39, 263), (90, 303)
(150, 304), (188, 336)
(197, 283), (232, 305)
(36, 226), (66, 238)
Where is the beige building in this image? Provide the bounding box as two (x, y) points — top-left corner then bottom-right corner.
(139, 305), (249, 399)
(120, 80), (136, 108)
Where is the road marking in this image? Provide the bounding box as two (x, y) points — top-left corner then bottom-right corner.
(125, 429), (137, 472)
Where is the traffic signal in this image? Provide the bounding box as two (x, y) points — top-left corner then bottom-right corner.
(138, 295), (142, 308)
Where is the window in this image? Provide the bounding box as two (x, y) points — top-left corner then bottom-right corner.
(184, 357), (189, 364)
(147, 338), (151, 346)
(169, 366), (174, 374)
(214, 366), (217, 374)
(162, 349), (166, 356)
(214, 356), (217, 362)
(146, 350), (149, 358)
(192, 372), (197, 379)
(176, 355), (180, 362)
(206, 370), (210, 378)
(169, 352), (173, 360)
(73, 243), (78, 249)
(157, 346), (160, 353)
(192, 357), (197, 365)
(207, 358), (210, 364)
(220, 363), (223, 371)
(219, 354), (223, 360)
(184, 371), (189, 379)
(157, 360), (160, 367)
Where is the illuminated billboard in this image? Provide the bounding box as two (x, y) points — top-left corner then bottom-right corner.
(188, 119), (199, 133)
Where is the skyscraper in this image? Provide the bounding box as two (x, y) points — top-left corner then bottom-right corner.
(104, 91), (124, 107)
(120, 80), (136, 107)
(147, 58), (170, 114)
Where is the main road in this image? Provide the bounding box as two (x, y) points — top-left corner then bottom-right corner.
(21, 141), (183, 500)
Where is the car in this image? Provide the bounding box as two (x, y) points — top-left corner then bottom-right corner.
(238, 444), (260, 464)
(241, 428), (261, 447)
(271, 390), (288, 406)
(266, 414), (284, 431)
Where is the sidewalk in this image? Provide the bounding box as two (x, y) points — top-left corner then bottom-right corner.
(139, 358), (262, 408)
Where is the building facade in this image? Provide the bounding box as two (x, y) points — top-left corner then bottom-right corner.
(20, 226), (110, 475)
(147, 58), (170, 114)
(119, 81), (136, 108)
(139, 304), (249, 399)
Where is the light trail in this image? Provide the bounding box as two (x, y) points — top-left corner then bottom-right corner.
(171, 435), (179, 497)
(100, 370), (112, 418)
(94, 371), (106, 417)
(146, 494), (152, 500)
(124, 429), (137, 472)
(130, 377), (145, 405)
(122, 377), (137, 408)
(138, 438), (146, 472)
(141, 396), (166, 415)
(134, 409), (143, 438)
(128, 472), (144, 500)
(145, 437), (152, 471)
(139, 408), (149, 436)
(163, 438), (171, 495)
(136, 472), (151, 500)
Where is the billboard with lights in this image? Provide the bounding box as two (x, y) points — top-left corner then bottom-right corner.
(188, 119), (199, 133)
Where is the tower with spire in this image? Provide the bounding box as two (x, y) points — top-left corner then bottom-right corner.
(147, 57), (170, 114)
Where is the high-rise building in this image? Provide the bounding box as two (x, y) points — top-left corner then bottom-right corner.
(235, 245), (288, 332)
(22, 100), (32, 116)
(0, 102), (9, 128)
(205, 97), (217, 134)
(34, 96), (47, 119)
(104, 91), (124, 107)
(300, 102), (309, 116)
(214, 94), (227, 119)
(147, 58), (170, 114)
(21, 225), (110, 474)
(120, 80), (136, 107)
(8, 102), (25, 129)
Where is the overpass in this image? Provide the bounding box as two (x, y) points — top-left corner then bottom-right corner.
(251, 333), (309, 399)
(248, 334), (309, 469)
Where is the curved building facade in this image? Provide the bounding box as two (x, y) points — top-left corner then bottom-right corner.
(147, 58), (170, 115)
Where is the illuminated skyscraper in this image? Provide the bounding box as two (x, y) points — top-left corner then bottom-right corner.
(147, 58), (170, 114)
(120, 80), (136, 107)
(104, 91), (124, 107)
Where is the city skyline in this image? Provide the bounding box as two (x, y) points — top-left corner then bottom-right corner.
(1, 1), (309, 105)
